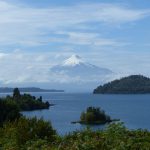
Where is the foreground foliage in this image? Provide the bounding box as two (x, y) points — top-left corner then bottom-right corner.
(1, 120), (150, 150)
(0, 99), (20, 125)
(0, 117), (56, 150)
(57, 123), (150, 150)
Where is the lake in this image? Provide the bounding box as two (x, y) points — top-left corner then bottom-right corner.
(1, 92), (150, 135)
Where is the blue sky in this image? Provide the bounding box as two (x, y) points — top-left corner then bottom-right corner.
(0, 0), (150, 90)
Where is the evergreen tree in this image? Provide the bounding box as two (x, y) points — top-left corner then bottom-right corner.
(13, 88), (21, 100)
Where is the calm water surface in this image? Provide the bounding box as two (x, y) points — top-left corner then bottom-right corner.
(1, 93), (150, 135)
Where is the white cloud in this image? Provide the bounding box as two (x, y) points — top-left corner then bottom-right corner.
(0, 51), (75, 85)
(50, 31), (123, 46)
(0, 1), (149, 46)
(0, 53), (8, 59)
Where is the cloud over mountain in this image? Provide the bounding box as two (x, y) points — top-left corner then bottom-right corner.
(51, 54), (112, 78)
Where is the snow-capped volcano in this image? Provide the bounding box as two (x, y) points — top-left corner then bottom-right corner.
(62, 55), (84, 66)
(51, 55), (113, 78)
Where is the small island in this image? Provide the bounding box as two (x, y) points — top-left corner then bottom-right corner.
(1, 88), (51, 111)
(72, 106), (112, 125)
(94, 75), (150, 94)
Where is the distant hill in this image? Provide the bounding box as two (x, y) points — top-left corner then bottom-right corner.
(0, 87), (64, 93)
(93, 75), (150, 94)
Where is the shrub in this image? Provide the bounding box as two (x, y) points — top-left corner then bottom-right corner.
(0, 117), (56, 149)
(0, 99), (20, 125)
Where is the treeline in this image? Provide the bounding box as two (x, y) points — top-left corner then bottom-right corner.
(3, 88), (50, 111)
(0, 88), (50, 124)
(94, 75), (150, 94)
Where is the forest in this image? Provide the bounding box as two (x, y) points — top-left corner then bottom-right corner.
(94, 75), (150, 94)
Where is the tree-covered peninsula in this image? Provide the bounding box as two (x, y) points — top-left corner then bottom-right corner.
(1, 88), (50, 111)
(0, 88), (50, 124)
(94, 75), (150, 94)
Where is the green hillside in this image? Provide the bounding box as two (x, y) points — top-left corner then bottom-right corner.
(94, 75), (150, 94)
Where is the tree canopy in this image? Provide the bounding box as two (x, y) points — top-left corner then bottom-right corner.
(80, 106), (111, 124)
(5, 88), (50, 111)
(0, 117), (56, 149)
(94, 75), (150, 94)
(0, 99), (20, 125)
(13, 88), (21, 100)
(0, 88), (50, 125)
(1, 121), (150, 150)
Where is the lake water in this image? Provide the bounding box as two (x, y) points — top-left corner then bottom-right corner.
(1, 92), (150, 135)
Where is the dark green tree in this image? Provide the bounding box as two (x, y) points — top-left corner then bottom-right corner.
(0, 99), (20, 125)
(13, 88), (21, 100)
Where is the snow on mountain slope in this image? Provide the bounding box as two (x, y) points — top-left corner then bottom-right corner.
(51, 55), (113, 78)
(62, 55), (84, 66)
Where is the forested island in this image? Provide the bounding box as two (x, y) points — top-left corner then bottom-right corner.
(94, 75), (150, 94)
(0, 87), (64, 93)
(72, 107), (112, 125)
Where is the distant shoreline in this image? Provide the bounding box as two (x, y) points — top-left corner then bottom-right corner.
(0, 87), (64, 93)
